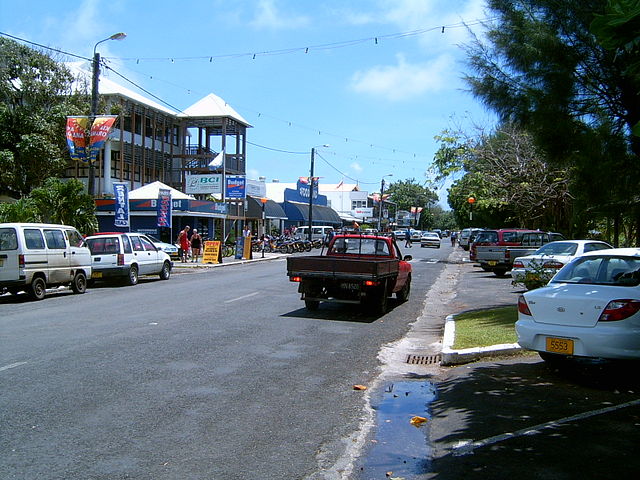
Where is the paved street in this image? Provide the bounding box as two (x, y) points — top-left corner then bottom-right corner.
(1, 243), (449, 479)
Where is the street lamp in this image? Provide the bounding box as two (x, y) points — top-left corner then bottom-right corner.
(307, 144), (330, 241)
(88, 32), (127, 197)
(377, 174), (393, 231)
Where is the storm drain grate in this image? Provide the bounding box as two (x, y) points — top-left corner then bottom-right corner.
(406, 354), (441, 365)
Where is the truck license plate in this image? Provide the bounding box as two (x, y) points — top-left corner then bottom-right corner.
(340, 282), (360, 290)
(545, 337), (574, 355)
(488, 261), (497, 266)
(91, 272), (103, 279)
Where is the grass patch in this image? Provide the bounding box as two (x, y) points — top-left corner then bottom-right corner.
(452, 306), (518, 350)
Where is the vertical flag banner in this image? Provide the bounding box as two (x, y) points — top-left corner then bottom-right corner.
(65, 116), (89, 162)
(89, 115), (118, 163)
(157, 188), (172, 228)
(113, 182), (129, 228)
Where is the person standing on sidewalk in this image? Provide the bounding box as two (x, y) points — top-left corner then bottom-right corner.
(177, 225), (191, 262)
(190, 229), (202, 263)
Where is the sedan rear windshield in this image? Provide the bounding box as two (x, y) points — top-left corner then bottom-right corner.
(552, 256), (640, 286)
(86, 237), (120, 254)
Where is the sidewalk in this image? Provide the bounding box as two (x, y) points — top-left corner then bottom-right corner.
(171, 251), (287, 269)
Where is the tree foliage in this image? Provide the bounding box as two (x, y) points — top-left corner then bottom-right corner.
(384, 178), (438, 213)
(0, 178), (97, 234)
(458, 0), (639, 244)
(0, 37), (87, 198)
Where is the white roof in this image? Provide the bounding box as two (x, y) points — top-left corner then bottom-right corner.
(179, 93), (251, 126)
(66, 62), (179, 116)
(128, 181), (195, 200)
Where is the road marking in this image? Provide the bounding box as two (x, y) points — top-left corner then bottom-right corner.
(0, 361), (27, 372)
(452, 398), (640, 456)
(224, 291), (260, 304)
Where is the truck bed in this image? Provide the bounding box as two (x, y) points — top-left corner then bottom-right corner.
(287, 255), (399, 279)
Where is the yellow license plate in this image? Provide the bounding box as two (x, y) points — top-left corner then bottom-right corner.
(91, 272), (103, 279)
(488, 261), (497, 266)
(546, 337), (574, 355)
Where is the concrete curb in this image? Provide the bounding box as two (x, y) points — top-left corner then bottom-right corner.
(172, 253), (287, 269)
(441, 313), (522, 366)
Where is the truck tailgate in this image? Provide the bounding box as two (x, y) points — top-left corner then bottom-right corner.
(475, 246), (507, 263)
(287, 256), (399, 278)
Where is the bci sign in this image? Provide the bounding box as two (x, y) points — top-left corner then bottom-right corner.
(185, 174), (222, 194)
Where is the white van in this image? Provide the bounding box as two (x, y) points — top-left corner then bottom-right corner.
(0, 223), (92, 300)
(295, 225), (335, 241)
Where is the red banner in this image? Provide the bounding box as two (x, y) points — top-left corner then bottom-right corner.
(89, 116), (117, 163)
(65, 116), (89, 162)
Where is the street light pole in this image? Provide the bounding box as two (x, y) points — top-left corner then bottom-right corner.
(377, 174), (393, 231)
(88, 32), (126, 197)
(308, 147), (315, 241)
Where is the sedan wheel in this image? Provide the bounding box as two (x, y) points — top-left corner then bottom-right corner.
(127, 265), (139, 286)
(159, 261), (171, 280)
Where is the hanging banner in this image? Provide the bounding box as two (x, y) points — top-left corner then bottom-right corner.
(65, 116), (90, 163)
(89, 115), (118, 163)
(157, 188), (172, 228)
(226, 175), (246, 199)
(113, 182), (129, 228)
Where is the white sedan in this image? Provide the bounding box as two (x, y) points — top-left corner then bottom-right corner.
(516, 248), (640, 362)
(420, 232), (441, 248)
(511, 240), (612, 286)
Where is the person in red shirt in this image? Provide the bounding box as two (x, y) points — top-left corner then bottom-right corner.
(177, 225), (191, 262)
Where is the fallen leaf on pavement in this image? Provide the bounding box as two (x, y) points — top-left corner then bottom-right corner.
(409, 415), (428, 426)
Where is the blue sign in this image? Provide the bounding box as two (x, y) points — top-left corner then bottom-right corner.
(283, 180), (328, 206)
(226, 176), (246, 199)
(113, 182), (129, 228)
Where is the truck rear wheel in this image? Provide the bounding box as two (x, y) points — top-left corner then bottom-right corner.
(396, 275), (411, 302)
(305, 300), (320, 311)
(493, 268), (508, 277)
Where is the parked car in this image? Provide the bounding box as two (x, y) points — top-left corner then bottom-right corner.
(85, 232), (172, 286)
(516, 248), (640, 363)
(511, 240), (613, 287)
(410, 229), (422, 242)
(0, 223), (92, 300)
(393, 229), (407, 240)
(458, 228), (483, 251)
(146, 234), (180, 260)
(420, 232), (441, 248)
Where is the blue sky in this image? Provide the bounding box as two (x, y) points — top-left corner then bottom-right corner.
(2, 0), (495, 205)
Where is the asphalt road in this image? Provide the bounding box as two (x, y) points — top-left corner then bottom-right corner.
(1, 243), (450, 480)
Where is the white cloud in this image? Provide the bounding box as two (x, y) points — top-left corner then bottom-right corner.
(350, 162), (363, 173)
(350, 53), (455, 101)
(249, 0), (310, 30)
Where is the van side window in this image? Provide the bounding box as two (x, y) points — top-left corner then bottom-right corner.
(66, 229), (85, 247)
(44, 229), (67, 249)
(121, 235), (132, 253)
(130, 235), (144, 251)
(24, 229), (45, 249)
(0, 227), (18, 250)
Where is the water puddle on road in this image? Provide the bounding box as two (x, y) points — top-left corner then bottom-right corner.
(356, 380), (436, 479)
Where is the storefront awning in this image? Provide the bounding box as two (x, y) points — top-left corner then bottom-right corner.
(282, 201), (342, 225)
(246, 196), (288, 219)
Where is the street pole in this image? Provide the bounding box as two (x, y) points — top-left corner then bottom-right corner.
(88, 51), (100, 197)
(308, 147), (315, 241)
(88, 33), (126, 197)
(377, 178), (385, 231)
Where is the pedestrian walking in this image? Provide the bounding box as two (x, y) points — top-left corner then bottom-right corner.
(177, 225), (191, 262)
(405, 227), (412, 248)
(451, 231), (458, 247)
(190, 229), (202, 263)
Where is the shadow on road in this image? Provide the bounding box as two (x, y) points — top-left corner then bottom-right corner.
(427, 357), (640, 479)
(281, 299), (406, 323)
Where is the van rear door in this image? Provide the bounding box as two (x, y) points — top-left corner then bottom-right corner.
(0, 227), (20, 283)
